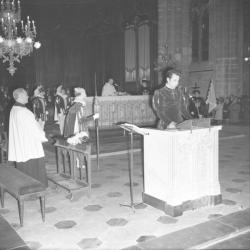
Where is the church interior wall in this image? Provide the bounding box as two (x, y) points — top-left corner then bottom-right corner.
(157, 0), (248, 99)
(0, 0), (248, 99)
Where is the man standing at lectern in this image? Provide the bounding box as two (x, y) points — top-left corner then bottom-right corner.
(153, 68), (191, 129)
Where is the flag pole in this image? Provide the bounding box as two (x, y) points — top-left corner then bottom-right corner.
(93, 73), (100, 169)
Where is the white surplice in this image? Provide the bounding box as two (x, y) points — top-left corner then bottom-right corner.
(8, 105), (47, 163)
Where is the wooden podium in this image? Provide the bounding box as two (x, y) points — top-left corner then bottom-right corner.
(142, 123), (222, 217)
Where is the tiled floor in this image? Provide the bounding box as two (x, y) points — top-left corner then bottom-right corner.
(0, 124), (249, 250)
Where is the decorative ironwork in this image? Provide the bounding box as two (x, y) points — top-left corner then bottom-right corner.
(154, 43), (177, 72)
(0, 0), (41, 75)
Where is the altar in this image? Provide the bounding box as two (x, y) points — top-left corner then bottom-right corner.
(84, 95), (157, 128)
(142, 125), (222, 217)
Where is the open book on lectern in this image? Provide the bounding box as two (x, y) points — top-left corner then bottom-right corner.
(117, 123), (149, 135)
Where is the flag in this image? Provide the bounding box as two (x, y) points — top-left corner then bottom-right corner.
(206, 80), (217, 113)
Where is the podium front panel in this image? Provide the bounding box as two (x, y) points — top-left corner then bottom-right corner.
(142, 126), (222, 215)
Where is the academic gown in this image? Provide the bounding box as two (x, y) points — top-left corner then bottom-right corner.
(63, 102), (92, 138)
(153, 86), (191, 129)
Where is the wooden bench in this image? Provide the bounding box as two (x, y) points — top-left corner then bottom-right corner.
(0, 166), (46, 227)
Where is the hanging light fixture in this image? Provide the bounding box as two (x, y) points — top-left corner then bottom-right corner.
(0, 0), (41, 76)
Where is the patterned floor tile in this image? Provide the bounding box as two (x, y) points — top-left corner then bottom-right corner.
(26, 241), (42, 250)
(106, 175), (120, 179)
(54, 220), (76, 229)
(91, 183), (102, 188)
(157, 216), (178, 224)
(208, 214), (223, 219)
(225, 188), (242, 193)
(106, 218), (128, 226)
(124, 182), (139, 187)
(136, 235), (157, 243)
(78, 238), (102, 249)
(237, 170), (250, 175)
(107, 192), (123, 197)
(84, 205), (103, 211)
(44, 206), (57, 213)
(0, 209), (10, 214)
(10, 223), (21, 230)
(232, 178), (247, 183)
(134, 203), (147, 209)
(222, 199), (237, 205)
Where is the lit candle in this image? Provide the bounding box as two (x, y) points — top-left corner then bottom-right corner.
(21, 20), (23, 29)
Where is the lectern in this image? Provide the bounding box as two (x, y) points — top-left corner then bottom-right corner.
(142, 121), (222, 217)
(117, 123), (148, 210)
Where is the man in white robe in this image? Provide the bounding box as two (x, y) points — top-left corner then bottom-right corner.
(8, 88), (48, 187)
(101, 78), (117, 96)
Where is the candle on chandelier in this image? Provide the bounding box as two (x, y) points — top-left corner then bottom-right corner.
(21, 20), (23, 29)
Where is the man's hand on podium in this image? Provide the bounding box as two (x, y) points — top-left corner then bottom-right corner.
(93, 113), (99, 120)
(167, 121), (177, 129)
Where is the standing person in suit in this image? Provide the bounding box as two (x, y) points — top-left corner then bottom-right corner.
(8, 88), (48, 187)
(152, 68), (191, 129)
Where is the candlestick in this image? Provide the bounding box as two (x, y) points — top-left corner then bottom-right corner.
(94, 73), (97, 96)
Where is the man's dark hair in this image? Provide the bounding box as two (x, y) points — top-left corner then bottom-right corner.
(161, 67), (181, 83)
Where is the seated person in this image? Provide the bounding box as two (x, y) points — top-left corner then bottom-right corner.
(140, 79), (151, 95)
(101, 78), (117, 96)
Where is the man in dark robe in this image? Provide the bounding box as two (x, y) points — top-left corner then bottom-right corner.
(32, 85), (47, 130)
(63, 87), (99, 138)
(152, 68), (191, 129)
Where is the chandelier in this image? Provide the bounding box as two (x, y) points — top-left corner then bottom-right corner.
(0, 0), (41, 75)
